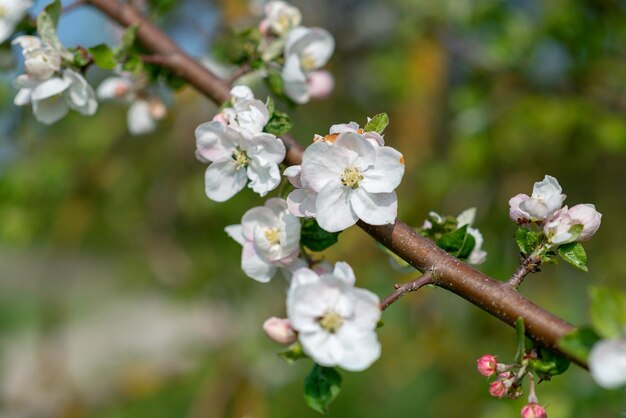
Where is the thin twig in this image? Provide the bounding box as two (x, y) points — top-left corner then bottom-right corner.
(380, 271), (435, 311)
(506, 255), (542, 289)
(227, 63), (253, 86)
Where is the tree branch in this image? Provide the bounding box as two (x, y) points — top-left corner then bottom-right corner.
(83, 0), (584, 368)
(507, 255), (542, 289)
(380, 271), (435, 311)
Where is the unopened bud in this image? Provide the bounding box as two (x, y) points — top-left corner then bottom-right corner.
(521, 403), (547, 418)
(149, 100), (167, 120)
(307, 71), (334, 100)
(263, 317), (297, 345)
(477, 354), (498, 376)
(489, 380), (507, 398)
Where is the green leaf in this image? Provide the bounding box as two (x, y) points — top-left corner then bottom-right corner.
(528, 347), (570, 378)
(277, 342), (307, 364)
(267, 70), (284, 96)
(436, 225), (476, 259)
(265, 110), (292, 137)
(37, 0), (64, 54)
(114, 25), (140, 61)
(557, 326), (601, 365)
(558, 242), (588, 272)
(514, 227), (540, 256)
(304, 364), (342, 414)
(301, 218), (341, 252)
(363, 113), (389, 134)
(88, 44), (117, 70)
(589, 287), (626, 339)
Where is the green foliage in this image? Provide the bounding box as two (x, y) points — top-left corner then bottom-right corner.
(88, 44), (117, 70)
(36, 0), (64, 55)
(528, 347), (570, 378)
(301, 218), (341, 252)
(558, 242), (588, 272)
(267, 69), (285, 97)
(214, 28), (262, 66)
(363, 113), (389, 134)
(558, 327), (601, 365)
(114, 25), (140, 61)
(278, 343), (307, 364)
(304, 364), (342, 414)
(589, 287), (626, 339)
(514, 227), (541, 256)
(147, 0), (178, 17)
(436, 225), (476, 259)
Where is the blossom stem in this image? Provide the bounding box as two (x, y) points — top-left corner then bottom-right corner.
(227, 63), (253, 86)
(380, 271), (435, 311)
(507, 254), (542, 289)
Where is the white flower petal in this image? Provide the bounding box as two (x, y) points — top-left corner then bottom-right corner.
(204, 160), (248, 202)
(332, 261), (355, 286)
(195, 121), (238, 162)
(589, 339), (626, 389)
(127, 100), (156, 135)
(247, 133), (286, 165)
(315, 182), (358, 232)
(247, 158), (281, 197)
(241, 206), (277, 241)
(13, 88), (31, 106)
(224, 224), (245, 246)
(350, 188), (397, 226)
(286, 187), (317, 217)
(63, 69), (98, 115)
(241, 241), (276, 283)
(97, 76), (134, 100)
(360, 146), (405, 193)
(31, 77), (70, 101)
(334, 132), (376, 169)
(300, 141), (349, 192)
(283, 165), (302, 188)
(32, 94), (69, 124)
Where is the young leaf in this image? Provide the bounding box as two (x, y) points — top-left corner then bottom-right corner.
(436, 225), (476, 259)
(265, 110), (292, 137)
(37, 0), (64, 55)
(301, 218), (341, 252)
(589, 287), (626, 339)
(557, 242), (588, 272)
(278, 342), (307, 364)
(88, 44), (117, 70)
(557, 326), (601, 365)
(114, 24), (140, 60)
(514, 227), (540, 256)
(363, 113), (389, 134)
(528, 347), (570, 378)
(304, 364), (342, 414)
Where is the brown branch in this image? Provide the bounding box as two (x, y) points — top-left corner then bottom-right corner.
(507, 255), (542, 289)
(380, 271), (435, 311)
(63, 0), (86, 13)
(83, 0), (585, 368)
(227, 63), (254, 86)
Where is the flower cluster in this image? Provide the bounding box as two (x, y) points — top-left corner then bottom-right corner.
(97, 72), (167, 135)
(195, 86), (286, 201)
(13, 35), (97, 124)
(286, 121), (405, 232)
(509, 175), (601, 247)
(225, 198), (301, 282)
(259, 1), (335, 103)
(0, 0), (31, 44)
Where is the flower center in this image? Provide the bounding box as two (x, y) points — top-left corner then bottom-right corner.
(319, 311), (344, 333)
(264, 227), (281, 246)
(341, 166), (363, 189)
(300, 53), (317, 71)
(0, 6), (7, 17)
(233, 148), (249, 170)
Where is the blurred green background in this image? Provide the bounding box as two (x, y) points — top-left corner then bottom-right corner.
(0, 0), (625, 417)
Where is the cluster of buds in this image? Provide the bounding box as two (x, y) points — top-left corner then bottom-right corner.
(477, 354), (548, 417)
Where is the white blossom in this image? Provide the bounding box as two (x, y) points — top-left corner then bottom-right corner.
(589, 339), (626, 389)
(12, 36), (97, 124)
(97, 74), (167, 135)
(261, 1), (301, 36)
(225, 198), (301, 282)
(287, 262), (381, 371)
(509, 175), (566, 224)
(288, 131), (404, 232)
(196, 121), (285, 201)
(544, 204), (602, 245)
(456, 207), (487, 265)
(282, 27), (334, 103)
(0, 0), (32, 44)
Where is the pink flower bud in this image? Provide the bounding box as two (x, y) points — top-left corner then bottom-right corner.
(307, 71), (335, 100)
(476, 354), (498, 376)
(263, 317), (297, 345)
(259, 19), (270, 35)
(509, 193), (531, 224)
(521, 403), (547, 418)
(212, 112), (228, 126)
(149, 99), (167, 120)
(566, 204), (601, 241)
(489, 380), (507, 398)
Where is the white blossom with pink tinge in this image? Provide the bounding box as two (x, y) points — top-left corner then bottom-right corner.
(543, 204), (602, 245)
(509, 175), (566, 224)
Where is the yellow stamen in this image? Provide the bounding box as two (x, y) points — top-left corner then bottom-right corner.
(0, 6), (7, 17)
(233, 148), (249, 170)
(301, 53), (317, 71)
(264, 228), (281, 246)
(341, 167), (363, 189)
(319, 311), (344, 333)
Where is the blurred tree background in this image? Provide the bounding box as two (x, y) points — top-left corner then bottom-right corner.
(0, 0), (625, 417)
